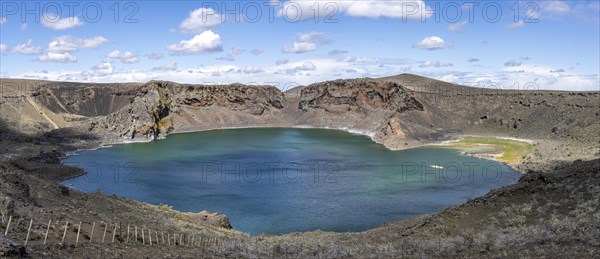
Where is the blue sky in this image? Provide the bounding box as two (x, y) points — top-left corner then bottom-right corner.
(1, 0), (599, 90)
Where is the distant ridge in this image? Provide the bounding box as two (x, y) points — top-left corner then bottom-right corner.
(379, 73), (477, 94)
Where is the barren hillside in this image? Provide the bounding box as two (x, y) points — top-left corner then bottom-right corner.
(0, 74), (598, 257)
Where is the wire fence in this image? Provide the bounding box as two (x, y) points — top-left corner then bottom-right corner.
(0, 211), (223, 249)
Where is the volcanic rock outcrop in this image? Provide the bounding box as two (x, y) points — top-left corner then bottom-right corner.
(1, 74), (598, 151)
(296, 78), (450, 148)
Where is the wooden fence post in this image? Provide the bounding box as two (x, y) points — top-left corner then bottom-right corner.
(112, 224), (117, 243)
(44, 220), (51, 245)
(102, 223), (107, 243)
(90, 222), (95, 243)
(61, 221), (68, 244)
(24, 219), (33, 246)
(4, 216), (12, 236)
(76, 222), (81, 245)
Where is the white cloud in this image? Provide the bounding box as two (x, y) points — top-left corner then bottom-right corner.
(228, 47), (244, 56)
(251, 48), (264, 55)
(410, 64), (599, 91)
(107, 50), (139, 64)
(243, 66), (263, 74)
(13, 56), (599, 91)
(570, 2), (600, 23)
(47, 35), (108, 53)
(283, 32), (329, 53)
(106, 50), (120, 58)
(216, 56), (235, 62)
(346, 0), (431, 19)
(537, 1), (598, 23)
(504, 59), (523, 67)
(275, 58), (289, 65)
(0, 17), (7, 25)
(20, 23), (27, 30)
(299, 61), (316, 70)
(526, 8), (540, 20)
(0, 43), (8, 53)
(37, 35), (107, 63)
(500, 64), (599, 91)
(167, 30), (223, 54)
(539, 1), (600, 23)
(419, 61), (453, 68)
(152, 62), (178, 71)
(328, 49), (348, 55)
(217, 47), (245, 61)
(41, 15), (83, 30)
(38, 52), (77, 63)
(296, 32), (331, 44)
(12, 39), (42, 54)
(145, 51), (164, 59)
(413, 36), (446, 50)
(283, 42), (317, 53)
(448, 21), (468, 32)
(278, 0), (432, 20)
(541, 1), (570, 13)
(179, 8), (223, 33)
(91, 62), (114, 76)
(505, 20), (525, 29)
(286, 61), (317, 74)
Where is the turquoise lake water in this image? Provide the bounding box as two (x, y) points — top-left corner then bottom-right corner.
(62, 128), (520, 235)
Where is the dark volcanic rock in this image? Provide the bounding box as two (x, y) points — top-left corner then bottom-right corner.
(296, 78), (454, 148)
(0, 235), (26, 257)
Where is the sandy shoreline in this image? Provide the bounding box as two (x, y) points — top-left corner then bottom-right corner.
(425, 135), (536, 174)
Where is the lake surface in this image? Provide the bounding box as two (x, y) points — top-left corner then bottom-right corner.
(62, 128), (520, 235)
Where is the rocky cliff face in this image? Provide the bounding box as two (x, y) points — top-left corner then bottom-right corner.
(174, 83), (284, 115)
(299, 79), (423, 112)
(296, 79), (452, 148)
(32, 82), (140, 117)
(84, 81), (286, 142)
(86, 81), (173, 141)
(167, 82), (287, 133)
(1, 75), (598, 149)
(382, 74), (600, 143)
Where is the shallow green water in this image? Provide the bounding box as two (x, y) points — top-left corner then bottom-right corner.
(63, 128), (520, 235)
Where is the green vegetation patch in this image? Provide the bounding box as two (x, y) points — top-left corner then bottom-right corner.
(446, 136), (534, 164)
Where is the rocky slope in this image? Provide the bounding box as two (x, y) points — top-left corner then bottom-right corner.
(0, 74), (599, 257)
(2, 75), (598, 152)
